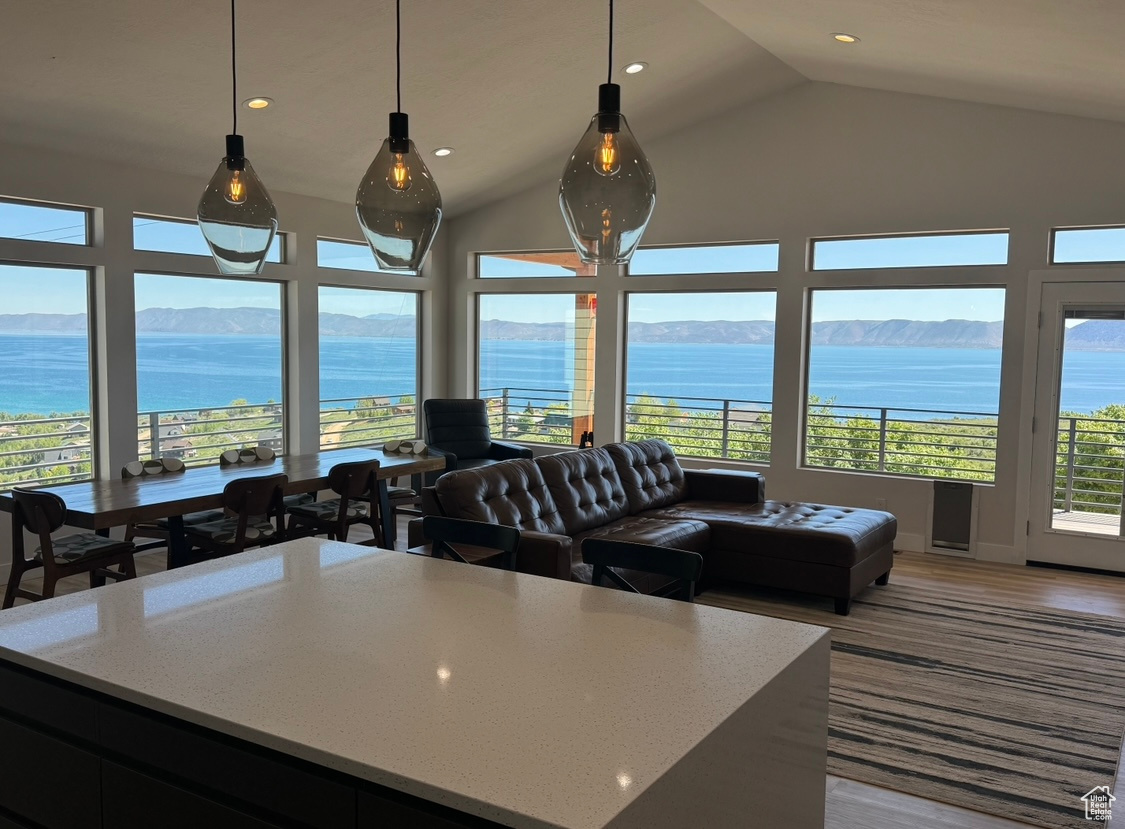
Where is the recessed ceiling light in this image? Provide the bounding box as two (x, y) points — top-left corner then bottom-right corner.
(623, 61), (648, 74)
(432, 147), (454, 157)
(832, 33), (860, 43)
(243, 97), (273, 109)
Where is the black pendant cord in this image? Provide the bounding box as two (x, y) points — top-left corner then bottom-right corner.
(396, 0), (402, 112)
(607, 0), (613, 85)
(231, 0), (238, 136)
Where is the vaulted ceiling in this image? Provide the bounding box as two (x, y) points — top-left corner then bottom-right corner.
(2, 1), (1124, 216)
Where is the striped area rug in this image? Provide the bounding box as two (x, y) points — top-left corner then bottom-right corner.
(700, 582), (1125, 828)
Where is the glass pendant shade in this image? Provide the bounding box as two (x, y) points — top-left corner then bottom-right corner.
(559, 86), (656, 266)
(197, 136), (278, 275)
(356, 128), (442, 272)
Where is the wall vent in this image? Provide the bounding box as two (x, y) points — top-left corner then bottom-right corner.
(926, 480), (977, 557)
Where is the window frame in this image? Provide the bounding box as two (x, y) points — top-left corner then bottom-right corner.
(133, 213), (286, 264)
(1049, 224), (1125, 266)
(475, 290), (597, 447)
(625, 240), (781, 277)
(0, 260), (98, 489)
(133, 270), (290, 463)
(808, 229), (1010, 272)
(316, 283), (422, 448)
(316, 237), (415, 276)
(800, 283), (1007, 483)
(622, 288), (778, 464)
(475, 250), (593, 279)
(0, 196), (92, 247)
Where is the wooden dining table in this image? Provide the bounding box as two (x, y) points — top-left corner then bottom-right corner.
(0, 447), (445, 568)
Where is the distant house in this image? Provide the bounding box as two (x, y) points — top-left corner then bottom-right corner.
(392, 402), (416, 416)
(158, 424), (185, 439)
(0, 425), (17, 437)
(39, 444), (85, 464)
(159, 438), (194, 459)
(65, 421), (89, 435)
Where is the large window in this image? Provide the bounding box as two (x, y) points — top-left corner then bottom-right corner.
(811, 231), (1008, 270)
(478, 252), (592, 278)
(134, 274), (285, 464)
(478, 293), (595, 446)
(318, 287), (419, 448)
(628, 242), (779, 275)
(134, 216), (283, 263)
(625, 292), (776, 461)
(0, 264), (94, 488)
(804, 287), (1005, 481)
(0, 198), (90, 245)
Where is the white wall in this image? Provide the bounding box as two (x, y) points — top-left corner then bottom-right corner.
(0, 140), (448, 581)
(445, 81), (1125, 563)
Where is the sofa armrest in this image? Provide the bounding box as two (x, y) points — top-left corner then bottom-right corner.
(488, 441), (534, 461)
(516, 531), (572, 580)
(684, 469), (764, 504)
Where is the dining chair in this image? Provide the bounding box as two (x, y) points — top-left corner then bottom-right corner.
(411, 515), (521, 572)
(183, 473), (288, 559)
(3, 489), (137, 609)
(581, 538), (704, 602)
(286, 459), (384, 545)
(121, 457), (224, 561)
(217, 446), (314, 510)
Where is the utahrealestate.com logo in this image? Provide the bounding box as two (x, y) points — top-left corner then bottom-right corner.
(1081, 786), (1115, 821)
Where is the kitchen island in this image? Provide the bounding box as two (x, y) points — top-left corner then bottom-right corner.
(0, 538), (830, 828)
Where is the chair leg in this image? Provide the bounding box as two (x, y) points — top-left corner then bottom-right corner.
(121, 556), (137, 580)
(90, 570), (104, 589)
(2, 566), (22, 609)
(41, 574), (59, 600)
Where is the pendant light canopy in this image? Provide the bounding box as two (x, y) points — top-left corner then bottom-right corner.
(197, 0), (278, 276)
(559, 0), (656, 266)
(355, 0), (442, 272)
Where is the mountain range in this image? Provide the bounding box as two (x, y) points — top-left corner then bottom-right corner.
(1, 309), (1123, 350)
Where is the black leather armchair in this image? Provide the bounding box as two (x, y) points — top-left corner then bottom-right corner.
(423, 398), (533, 483)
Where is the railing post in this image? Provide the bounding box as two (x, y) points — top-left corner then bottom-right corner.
(721, 400), (730, 457)
(877, 408), (888, 472)
(148, 412), (159, 460)
(501, 389), (510, 440)
(1064, 417), (1077, 513)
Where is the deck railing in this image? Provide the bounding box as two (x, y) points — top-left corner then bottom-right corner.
(804, 402), (999, 481)
(136, 403), (285, 466)
(1054, 415), (1125, 517)
(625, 393), (772, 463)
(318, 394), (417, 449)
(480, 387), (578, 445)
(0, 413), (93, 488)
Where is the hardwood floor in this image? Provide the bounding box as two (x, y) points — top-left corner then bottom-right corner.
(4, 541), (1124, 828)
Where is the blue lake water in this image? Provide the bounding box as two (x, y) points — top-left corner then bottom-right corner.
(0, 333), (1122, 416)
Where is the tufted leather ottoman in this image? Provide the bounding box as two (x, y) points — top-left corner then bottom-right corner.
(645, 499), (896, 614)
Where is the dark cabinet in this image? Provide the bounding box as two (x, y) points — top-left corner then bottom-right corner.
(0, 716), (100, 828)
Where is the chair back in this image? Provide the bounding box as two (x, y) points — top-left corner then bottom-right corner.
(11, 488), (67, 536)
(327, 460), (380, 500)
(221, 473), (288, 519)
(423, 399), (493, 460)
(581, 538), (704, 602)
(422, 515), (520, 571)
(219, 446), (276, 466)
(122, 457), (186, 478)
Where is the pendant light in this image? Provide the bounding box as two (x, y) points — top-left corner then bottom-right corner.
(559, 0), (656, 266)
(197, 0), (278, 276)
(355, 0), (442, 272)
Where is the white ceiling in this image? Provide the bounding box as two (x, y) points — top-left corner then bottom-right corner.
(2, 0), (1125, 216)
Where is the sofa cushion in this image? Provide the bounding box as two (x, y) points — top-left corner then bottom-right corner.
(605, 439), (689, 514)
(572, 516), (710, 553)
(435, 458), (566, 534)
(537, 448), (629, 535)
(570, 516), (710, 594)
(644, 500), (896, 568)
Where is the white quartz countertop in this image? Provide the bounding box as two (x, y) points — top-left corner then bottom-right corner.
(0, 538), (829, 829)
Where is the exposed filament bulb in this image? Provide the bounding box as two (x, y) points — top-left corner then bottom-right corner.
(387, 153), (413, 191)
(594, 132), (620, 176)
(601, 207), (612, 243)
(225, 170), (247, 205)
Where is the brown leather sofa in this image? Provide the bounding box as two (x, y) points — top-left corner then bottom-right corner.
(409, 439), (896, 614)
